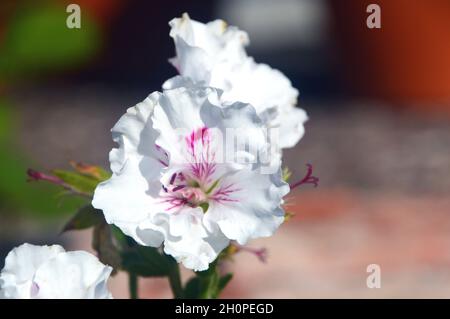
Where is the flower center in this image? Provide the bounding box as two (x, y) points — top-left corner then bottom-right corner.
(161, 172), (218, 212)
(159, 127), (240, 212)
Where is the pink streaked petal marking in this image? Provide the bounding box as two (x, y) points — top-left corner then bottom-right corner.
(211, 184), (240, 203)
(160, 195), (188, 211)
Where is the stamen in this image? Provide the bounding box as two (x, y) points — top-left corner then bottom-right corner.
(234, 244), (268, 263)
(158, 159), (168, 167)
(289, 164), (319, 190)
(172, 185), (186, 192)
(155, 144), (169, 167)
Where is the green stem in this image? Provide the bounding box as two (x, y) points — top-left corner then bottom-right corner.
(200, 263), (219, 299)
(168, 263), (184, 299)
(129, 272), (138, 299)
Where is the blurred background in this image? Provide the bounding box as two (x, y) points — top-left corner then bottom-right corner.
(1, 0), (450, 298)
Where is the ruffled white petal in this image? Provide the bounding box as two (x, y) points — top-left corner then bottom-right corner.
(162, 207), (229, 271)
(151, 86), (219, 164)
(109, 93), (162, 173)
(218, 59), (298, 113)
(169, 13), (248, 82)
(276, 106), (308, 149)
(167, 14), (307, 150)
(0, 244), (112, 299)
(0, 243), (64, 299)
(152, 86), (268, 169)
(93, 155), (165, 240)
(136, 209), (229, 272)
(32, 251), (112, 299)
(205, 169), (289, 245)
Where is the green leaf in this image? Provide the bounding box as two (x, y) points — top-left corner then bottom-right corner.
(95, 168), (111, 181)
(184, 277), (202, 299)
(121, 246), (174, 277)
(0, 152), (86, 218)
(201, 270), (220, 299)
(52, 169), (99, 195)
(188, 261), (228, 299)
(110, 225), (129, 250)
(62, 205), (103, 232)
(195, 260), (218, 278)
(184, 259), (234, 299)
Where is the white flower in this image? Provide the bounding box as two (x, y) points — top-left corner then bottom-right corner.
(92, 85), (289, 271)
(0, 243), (113, 299)
(164, 13), (308, 150)
(167, 13), (249, 84)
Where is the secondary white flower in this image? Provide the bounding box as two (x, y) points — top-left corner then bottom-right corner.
(167, 13), (249, 84)
(92, 85), (289, 271)
(0, 243), (113, 299)
(165, 13), (308, 150)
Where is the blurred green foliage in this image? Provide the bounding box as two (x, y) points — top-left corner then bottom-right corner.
(0, 2), (102, 219)
(0, 99), (86, 219)
(0, 2), (100, 81)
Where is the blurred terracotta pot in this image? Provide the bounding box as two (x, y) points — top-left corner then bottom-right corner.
(330, 0), (450, 112)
